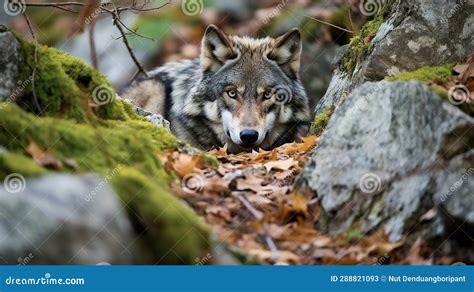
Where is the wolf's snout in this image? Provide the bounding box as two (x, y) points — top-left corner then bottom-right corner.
(240, 129), (259, 145)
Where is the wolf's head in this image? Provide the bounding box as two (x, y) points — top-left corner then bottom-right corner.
(193, 25), (311, 153)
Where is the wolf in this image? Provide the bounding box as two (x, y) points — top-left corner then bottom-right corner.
(122, 25), (311, 153)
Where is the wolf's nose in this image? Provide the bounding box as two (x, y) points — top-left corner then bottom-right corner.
(240, 129), (259, 144)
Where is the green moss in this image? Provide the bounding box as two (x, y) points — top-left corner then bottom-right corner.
(17, 36), (133, 122)
(0, 103), (175, 180)
(385, 65), (473, 116)
(0, 151), (47, 178)
(111, 167), (211, 264)
(339, 0), (395, 74)
(0, 104), (213, 263)
(200, 152), (219, 167)
(385, 64), (454, 82)
(311, 106), (335, 136)
(1, 31), (215, 263)
(345, 229), (363, 241)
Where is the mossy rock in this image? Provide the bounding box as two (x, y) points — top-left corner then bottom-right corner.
(0, 151), (47, 178)
(0, 28), (215, 263)
(385, 64), (454, 83)
(385, 64), (473, 116)
(111, 167), (211, 264)
(15, 32), (132, 122)
(338, 0), (395, 74)
(311, 106), (335, 136)
(0, 103), (175, 178)
(0, 103), (210, 264)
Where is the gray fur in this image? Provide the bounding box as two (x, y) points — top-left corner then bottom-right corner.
(122, 25), (311, 153)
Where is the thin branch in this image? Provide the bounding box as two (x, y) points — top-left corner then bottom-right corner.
(128, 68), (142, 83)
(22, 1), (172, 78)
(111, 9), (149, 77)
(304, 15), (355, 34)
(25, 1), (84, 6)
(119, 0), (172, 12)
(88, 19), (98, 69)
(348, 6), (356, 33)
(115, 17), (154, 40)
(233, 193), (280, 262)
(25, 2), (83, 13)
(22, 13), (42, 114)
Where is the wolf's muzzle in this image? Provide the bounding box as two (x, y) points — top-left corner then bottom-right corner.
(240, 129), (259, 145)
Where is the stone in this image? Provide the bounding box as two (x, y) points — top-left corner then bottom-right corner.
(300, 81), (474, 242)
(0, 173), (138, 264)
(0, 31), (21, 101)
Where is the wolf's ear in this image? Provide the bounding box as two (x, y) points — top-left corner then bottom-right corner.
(269, 28), (302, 79)
(201, 25), (236, 72)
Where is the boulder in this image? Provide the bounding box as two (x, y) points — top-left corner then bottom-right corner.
(0, 173), (138, 264)
(315, 0), (474, 115)
(0, 31), (21, 101)
(300, 81), (474, 242)
(131, 101), (171, 131)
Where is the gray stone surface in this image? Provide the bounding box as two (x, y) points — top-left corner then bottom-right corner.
(0, 173), (138, 264)
(355, 0), (473, 84)
(131, 100), (171, 131)
(301, 81), (474, 242)
(315, 0), (474, 115)
(0, 31), (21, 101)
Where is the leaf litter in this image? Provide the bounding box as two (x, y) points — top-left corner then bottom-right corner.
(158, 135), (433, 265)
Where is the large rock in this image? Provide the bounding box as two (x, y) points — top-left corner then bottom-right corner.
(315, 0), (474, 115)
(0, 173), (138, 264)
(300, 81), (474, 242)
(0, 31), (21, 101)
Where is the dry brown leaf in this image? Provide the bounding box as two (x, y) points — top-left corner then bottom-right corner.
(206, 206), (232, 222)
(236, 176), (265, 192)
(26, 142), (63, 170)
(264, 157), (296, 172)
(172, 154), (200, 177)
(248, 249), (300, 264)
(203, 175), (229, 195)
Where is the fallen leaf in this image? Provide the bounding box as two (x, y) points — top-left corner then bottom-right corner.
(264, 157), (296, 172)
(26, 142), (62, 170)
(172, 153), (200, 177)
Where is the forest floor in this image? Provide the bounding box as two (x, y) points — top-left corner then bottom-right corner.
(157, 136), (442, 265)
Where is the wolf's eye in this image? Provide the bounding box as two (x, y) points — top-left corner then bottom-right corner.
(226, 89), (237, 99)
(263, 89), (273, 99)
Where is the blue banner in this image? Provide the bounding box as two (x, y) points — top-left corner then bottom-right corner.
(0, 266), (472, 291)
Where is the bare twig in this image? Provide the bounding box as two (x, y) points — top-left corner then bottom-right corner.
(23, 1), (172, 76)
(25, 2), (83, 13)
(348, 7), (356, 33)
(119, 0), (172, 12)
(22, 13), (42, 113)
(233, 193), (280, 262)
(304, 15), (355, 34)
(115, 17), (154, 40)
(111, 7), (149, 77)
(88, 19), (98, 69)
